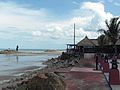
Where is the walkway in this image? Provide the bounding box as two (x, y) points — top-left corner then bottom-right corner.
(55, 67), (110, 90)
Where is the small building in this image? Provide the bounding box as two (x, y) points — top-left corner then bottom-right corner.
(77, 36), (98, 46)
(66, 36), (98, 58)
(77, 36), (98, 58)
(66, 36), (120, 58)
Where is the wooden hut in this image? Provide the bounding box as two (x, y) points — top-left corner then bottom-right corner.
(77, 36), (98, 58)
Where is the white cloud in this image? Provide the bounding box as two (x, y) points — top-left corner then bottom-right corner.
(32, 31), (42, 37)
(0, 2), (48, 30)
(81, 2), (113, 19)
(72, 1), (79, 5)
(81, 2), (104, 12)
(73, 2), (113, 41)
(0, 1), (114, 48)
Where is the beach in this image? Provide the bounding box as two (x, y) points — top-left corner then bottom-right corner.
(0, 0), (119, 89)
(0, 51), (110, 90)
(0, 49), (63, 89)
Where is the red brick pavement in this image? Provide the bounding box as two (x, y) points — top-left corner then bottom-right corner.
(55, 67), (110, 90)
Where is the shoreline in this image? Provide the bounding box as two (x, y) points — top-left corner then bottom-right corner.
(0, 52), (97, 90)
(0, 52), (66, 89)
(0, 49), (63, 55)
(0, 51), (63, 89)
(0, 66), (46, 83)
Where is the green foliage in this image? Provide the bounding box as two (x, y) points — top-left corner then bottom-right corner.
(98, 34), (106, 46)
(98, 17), (120, 45)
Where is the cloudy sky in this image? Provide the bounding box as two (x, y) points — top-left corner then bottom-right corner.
(0, 0), (119, 49)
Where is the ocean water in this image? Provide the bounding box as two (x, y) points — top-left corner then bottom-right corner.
(0, 49), (62, 76)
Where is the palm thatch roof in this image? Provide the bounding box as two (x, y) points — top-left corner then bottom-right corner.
(90, 39), (98, 46)
(77, 36), (98, 46)
(77, 36), (120, 46)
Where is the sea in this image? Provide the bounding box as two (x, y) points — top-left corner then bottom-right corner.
(0, 49), (63, 77)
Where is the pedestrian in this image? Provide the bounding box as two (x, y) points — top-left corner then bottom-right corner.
(16, 45), (19, 51)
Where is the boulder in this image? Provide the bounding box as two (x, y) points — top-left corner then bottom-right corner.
(15, 73), (66, 90)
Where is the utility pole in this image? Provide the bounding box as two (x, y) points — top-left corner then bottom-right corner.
(74, 23), (75, 51)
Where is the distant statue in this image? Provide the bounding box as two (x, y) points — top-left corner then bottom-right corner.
(16, 45), (19, 51)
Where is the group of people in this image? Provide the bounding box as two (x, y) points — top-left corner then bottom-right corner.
(95, 53), (119, 70)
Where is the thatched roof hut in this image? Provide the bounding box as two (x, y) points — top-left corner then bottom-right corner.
(90, 39), (98, 46)
(77, 36), (98, 46)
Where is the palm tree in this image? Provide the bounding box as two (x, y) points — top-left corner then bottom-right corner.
(98, 17), (120, 54)
(98, 34), (109, 46)
(98, 34), (109, 53)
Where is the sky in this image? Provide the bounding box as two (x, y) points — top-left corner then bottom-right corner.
(0, 0), (119, 49)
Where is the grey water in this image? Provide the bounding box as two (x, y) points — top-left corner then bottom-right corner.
(0, 49), (62, 76)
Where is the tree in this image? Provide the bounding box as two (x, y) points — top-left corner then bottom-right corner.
(98, 34), (107, 46)
(98, 34), (108, 53)
(98, 17), (120, 54)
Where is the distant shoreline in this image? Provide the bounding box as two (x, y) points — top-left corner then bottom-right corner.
(0, 49), (63, 55)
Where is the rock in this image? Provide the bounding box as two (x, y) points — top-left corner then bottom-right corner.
(60, 52), (70, 60)
(15, 72), (66, 90)
(2, 88), (6, 90)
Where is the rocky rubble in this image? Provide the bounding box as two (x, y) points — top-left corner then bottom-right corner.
(44, 52), (81, 68)
(2, 72), (66, 90)
(44, 53), (95, 69)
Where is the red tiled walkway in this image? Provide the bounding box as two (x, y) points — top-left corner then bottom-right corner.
(59, 67), (110, 90)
